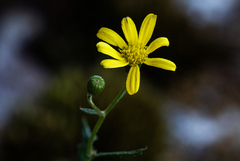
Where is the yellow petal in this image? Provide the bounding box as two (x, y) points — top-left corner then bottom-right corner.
(100, 59), (128, 68)
(97, 27), (127, 49)
(97, 42), (123, 60)
(146, 37), (169, 55)
(144, 58), (176, 71)
(138, 13), (157, 46)
(126, 66), (140, 95)
(121, 17), (138, 44)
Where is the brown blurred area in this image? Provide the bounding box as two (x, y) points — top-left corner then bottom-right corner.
(0, 0), (240, 161)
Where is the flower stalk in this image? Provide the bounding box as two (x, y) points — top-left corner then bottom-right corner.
(85, 85), (127, 160)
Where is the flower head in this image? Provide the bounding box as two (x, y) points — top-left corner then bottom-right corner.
(96, 13), (176, 95)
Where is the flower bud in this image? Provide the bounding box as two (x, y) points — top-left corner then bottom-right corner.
(87, 75), (105, 95)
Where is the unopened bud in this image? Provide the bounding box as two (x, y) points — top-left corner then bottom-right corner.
(87, 75), (105, 95)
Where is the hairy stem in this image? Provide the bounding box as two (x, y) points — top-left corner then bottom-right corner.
(86, 85), (127, 160)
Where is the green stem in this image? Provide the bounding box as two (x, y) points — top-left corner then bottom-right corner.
(105, 85), (127, 115)
(86, 116), (105, 160)
(86, 85), (127, 160)
(87, 94), (103, 116)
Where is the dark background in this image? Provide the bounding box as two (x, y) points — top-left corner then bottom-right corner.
(0, 0), (240, 161)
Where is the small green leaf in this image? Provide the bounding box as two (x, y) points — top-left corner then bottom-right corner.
(78, 118), (91, 161)
(80, 107), (98, 115)
(78, 118), (98, 161)
(94, 147), (148, 158)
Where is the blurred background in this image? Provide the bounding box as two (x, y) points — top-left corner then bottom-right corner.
(0, 0), (240, 161)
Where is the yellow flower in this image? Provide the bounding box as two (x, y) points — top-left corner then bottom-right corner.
(96, 13), (176, 95)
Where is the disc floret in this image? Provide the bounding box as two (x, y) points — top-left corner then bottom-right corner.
(121, 44), (146, 66)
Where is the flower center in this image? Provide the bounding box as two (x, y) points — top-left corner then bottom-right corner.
(120, 44), (147, 66)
